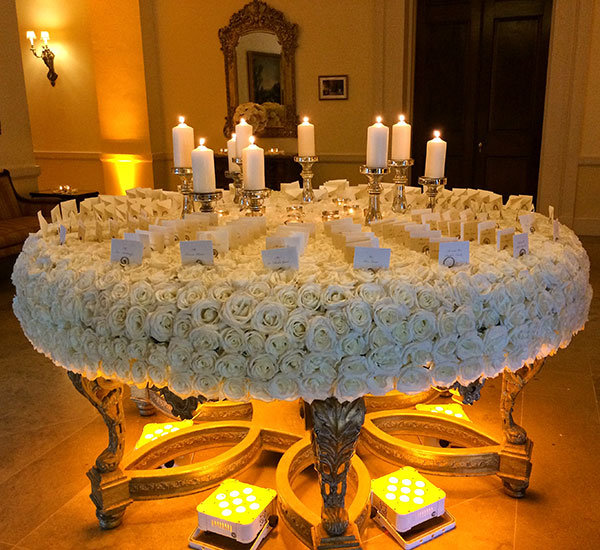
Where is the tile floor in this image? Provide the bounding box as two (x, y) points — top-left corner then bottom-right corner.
(0, 237), (598, 550)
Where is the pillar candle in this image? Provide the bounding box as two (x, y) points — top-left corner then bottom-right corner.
(391, 115), (412, 160)
(366, 116), (389, 169)
(191, 138), (216, 193)
(424, 130), (447, 178)
(227, 133), (240, 172)
(298, 117), (315, 157)
(235, 118), (253, 158)
(172, 116), (194, 168)
(242, 137), (265, 190)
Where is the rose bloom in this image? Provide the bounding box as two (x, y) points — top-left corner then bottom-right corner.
(125, 305), (148, 340)
(326, 309), (350, 336)
(131, 281), (156, 309)
(285, 310), (310, 341)
(345, 299), (372, 332)
(357, 282), (386, 304)
(334, 376), (368, 402)
(410, 310), (437, 341)
(190, 351), (217, 374)
(396, 365), (432, 394)
(221, 377), (249, 401)
(146, 304), (177, 342)
(265, 332), (291, 356)
(221, 291), (257, 327)
(268, 374), (300, 401)
(192, 373), (221, 400)
(191, 299), (221, 326)
(221, 326), (247, 353)
(251, 302), (288, 334)
(306, 317), (338, 353)
(248, 354), (278, 381)
(298, 283), (322, 310)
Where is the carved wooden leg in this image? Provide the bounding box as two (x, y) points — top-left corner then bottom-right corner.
(498, 359), (544, 498)
(67, 372), (131, 529)
(309, 397), (366, 549)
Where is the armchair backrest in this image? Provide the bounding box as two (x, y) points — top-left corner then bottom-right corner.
(0, 170), (23, 220)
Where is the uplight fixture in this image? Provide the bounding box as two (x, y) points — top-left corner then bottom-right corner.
(135, 419), (193, 450)
(415, 403), (471, 422)
(26, 30), (58, 86)
(190, 479), (277, 548)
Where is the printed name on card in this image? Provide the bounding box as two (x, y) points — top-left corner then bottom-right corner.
(111, 238), (143, 266)
(438, 241), (469, 267)
(353, 247), (391, 269)
(180, 240), (215, 265)
(513, 232), (529, 258)
(261, 247), (299, 270)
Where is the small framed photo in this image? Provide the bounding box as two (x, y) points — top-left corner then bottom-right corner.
(318, 75), (348, 100)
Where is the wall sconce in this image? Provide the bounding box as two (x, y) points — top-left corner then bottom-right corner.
(26, 30), (58, 86)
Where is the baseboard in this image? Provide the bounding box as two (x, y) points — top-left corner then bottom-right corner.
(573, 217), (600, 236)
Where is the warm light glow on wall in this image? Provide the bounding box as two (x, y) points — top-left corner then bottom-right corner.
(102, 154), (149, 195)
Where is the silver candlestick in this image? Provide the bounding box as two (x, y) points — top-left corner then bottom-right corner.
(293, 155), (319, 203)
(225, 169), (243, 205)
(388, 158), (414, 213)
(241, 188), (271, 216)
(172, 167), (194, 215)
(192, 191), (223, 213)
(418, 176), (447, 210)
(360, 165), (390, 225)
(233, 158), (248, 208)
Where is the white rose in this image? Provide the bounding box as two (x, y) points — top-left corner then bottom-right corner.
(268, 374), (300, 401)
(456, 332), (485, 360)
(340, 332), (368, 355)
(191, 351), (217, 374)
(248, 354), (278, 380)
(432, 336), (457, 365)
(248, 380), (274, 402)
(173, 312), (193, 339)
(147, 344), (168, 369)
(367, 374), (394, 396)
(221, 326), (247, 353)
(216, 354), (247, 378)
(131, 360), (149, 385)
(480, 307), (500, 328)
(374, 301), (408, 332)
(107, 301), (128, 336)
(388, 280), (417, 308)
(246, 281), (271, 301)
(154, 282), (179, 304)
(192, 373), (221, 399)
(402, 341), (433, 367)
(191, 299), (221, 326)
(455, 307), (476, 335)
(357, 282), (386, 304)
(221, 377), (249, 401)
(483, 325), (509, 360)
(417, 287), (440, 311)
(146, 305), (177, 342)
(489, 286), (512, 316)
(306, 317), (338, 353)
(170, 372), (193, 397)
(458, 357), (484, 385)
(345, 300), (372, 332)
(335, 376), (368, 402)
(285, 310), (310, 341)
(127, 339), (147, 360)
(245, 330), (266, 354)
(437, 311), (456, 337)
(113, 336), (128, 358)
(300, 372), (334, 402)
(276, 285), (299, 309)
(302, 352), (339, 378)
(391, 320), (413, 345)
(396, 365), (432, 394)
(189, 326), (221, 352)
(369, 326), (394, 348)
(368, 345), (400, 374)
(251, 302), (288, 334)
(298, 283), (322, 310)
(326, 309), (350, 336)
(108, 282), (131, 303)
(131, 281), (156, 309)
(322, 285), (351, 309)
(279, 350), (304, 376)
(176, 283), (207, 310)
(265, 332), (291, 356)
(339, 356), (370, 376)
(167, 337), (194, 370)
(430, 361), (459, 387)
(125, 306), (148, 340)
(148, 363), (168, 386)
(221, 291), (257, 327)
(410, 311), (437, 341)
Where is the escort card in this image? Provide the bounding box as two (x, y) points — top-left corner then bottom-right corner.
(124, 232), (149, 257)
(284, 221), (316, 237)
(111, 238), (143, 266)
(197, 228), (229, 256)
(353, 246), (391, 269)
(549, 205), (555, 220)
(37, 211), (48, 236)
(439, 241), (469, 267)
(180, 240), (214, 265)
(60, 199), (77, 220)
(519, 213), (536, 234)
(477, 221), (496, 245)
(553, 219), (560, 241)
(496, 227), (515, 251)
(50, 205), (61, 224)
(448, 220), (462, 239)
(261, 247), (299, 270)
(513, 232), (529, 258)
(459, 210), (475, 222)
(460, 220), (478, 242)
(59, 224), (67, 245)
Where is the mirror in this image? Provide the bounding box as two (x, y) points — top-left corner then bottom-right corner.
(219, 0), (298, 138)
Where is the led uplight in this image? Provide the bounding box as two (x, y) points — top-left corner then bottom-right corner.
(135, 419), (193, 449)
(415, 403), (471, 422)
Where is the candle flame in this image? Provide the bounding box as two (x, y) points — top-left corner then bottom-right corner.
(433, 130), (441, 138)
(178, 116), (185, 124)
(249, 136), (255, 145)
(41, 31), (49, 44)
(376, 116), (382, 124)
(199, 138), (205, 146)
(240, 118), (246, 124)
(399, 114), (405, 122)
(303, 116), (309, 123)
(232, 133), (236, 140)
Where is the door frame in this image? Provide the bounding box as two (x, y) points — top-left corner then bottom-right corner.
(403, 0), (594, 228)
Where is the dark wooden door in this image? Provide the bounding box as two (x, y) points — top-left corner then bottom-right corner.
(412, 0), (552, 200)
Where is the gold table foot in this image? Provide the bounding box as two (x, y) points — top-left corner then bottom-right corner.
(311, 522), (362, 549)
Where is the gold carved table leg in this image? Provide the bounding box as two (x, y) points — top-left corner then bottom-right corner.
(498, 358), (545, 497)
(67, 372), (132, 529)
(309, 397), (366, 549)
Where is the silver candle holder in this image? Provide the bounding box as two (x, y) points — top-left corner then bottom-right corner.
(192, 190), (223, 213)
(241, 188), (271, 216)
(172, 167), (194, 215)
(225, 169), (243, 205)
(360, 165), (390, 225)
(418, 176), (447, 210)
(388, 158), (414, 213)
(293, 155), (318, 203)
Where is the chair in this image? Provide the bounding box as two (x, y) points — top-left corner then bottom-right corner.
(0, 169), (61, 258)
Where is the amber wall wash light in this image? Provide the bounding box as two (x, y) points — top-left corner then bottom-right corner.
(26, 30), (58, 86)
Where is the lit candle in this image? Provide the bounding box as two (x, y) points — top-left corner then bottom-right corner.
(391, 115), (411, 160)
(172, 116), (194, 168)
(235, 118), (253, 158)
(191, 138), (216, 193)
(242, 136), (265, 190)
(298, 116), (315, 157)
(40, 31), (49, 45)
(26, 31), (36, 46)
(227, 133), (240, 172)
(366, 116), (389, 169)
(424, 130), (447, 178)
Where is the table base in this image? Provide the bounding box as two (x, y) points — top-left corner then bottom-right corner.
(67, 358), (543, 548)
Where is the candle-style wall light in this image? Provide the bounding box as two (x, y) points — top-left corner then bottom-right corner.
(26, 31), (58, 86)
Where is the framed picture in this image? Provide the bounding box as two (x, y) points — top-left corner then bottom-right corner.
(247, 51), (283, 104)
(318, 75), (348, 100)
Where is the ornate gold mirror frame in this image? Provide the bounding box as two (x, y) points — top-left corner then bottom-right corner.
(219, 0), (299, 138)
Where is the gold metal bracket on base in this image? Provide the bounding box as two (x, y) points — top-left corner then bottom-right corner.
(311, 522), (362, 549)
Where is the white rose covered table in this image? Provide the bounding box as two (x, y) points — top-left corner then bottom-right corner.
(12, 188), (592, 548)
